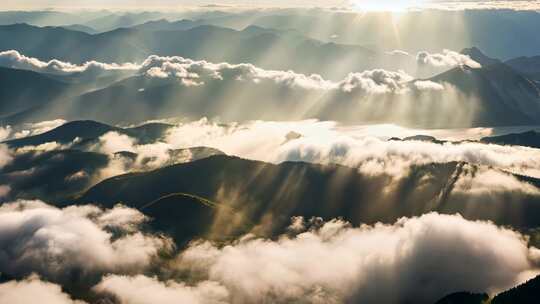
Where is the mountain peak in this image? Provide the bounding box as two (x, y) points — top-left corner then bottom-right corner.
(461, 47), (500, 67)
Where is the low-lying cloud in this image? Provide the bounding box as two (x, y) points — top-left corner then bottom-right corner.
(157, 119), (540, 178)
(138, 55), (443, 94)
(0, 50), (138, 76)
(0, 50), (451, 94)
(0, 119), (66, 143)
(97, 213), (540, 304)
(0, 275), (85, 304)
(0, 200), (172, 283)
(417, 49), (482, 69)
(0, 199), (539, 304)
(3, 119), (539, 206)
(453, 165), (540, 196)
(94, 275), (229, 304)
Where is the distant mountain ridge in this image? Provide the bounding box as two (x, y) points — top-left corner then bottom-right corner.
(481, 130), (540, 148)
(429, 51), (540, 126)
(434, 275), (540, 304)
(505, 56), (540, 81)
(2, 49), (540, 128)
(2, 9), (540, 58)
(3, 120), (173, 148)
(79, 154), (540, 241)
(0, 23), (375, 79)
(0, 66), (71, 117)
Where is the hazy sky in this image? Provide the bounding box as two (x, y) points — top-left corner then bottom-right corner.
(3, 1), (540, 10)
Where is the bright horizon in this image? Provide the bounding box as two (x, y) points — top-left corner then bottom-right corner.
(2, 0), (540, 11)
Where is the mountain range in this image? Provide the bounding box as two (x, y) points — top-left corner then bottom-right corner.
(0, 23), (377, 79)
(2, 119), (540, 243)
(435, 275), (540, 304)
(3, 9), (540, 59)
(0, 45), (539, 128)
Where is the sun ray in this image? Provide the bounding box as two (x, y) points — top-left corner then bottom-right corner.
(351, 0), (427, 12)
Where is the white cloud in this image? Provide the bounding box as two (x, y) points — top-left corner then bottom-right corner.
(0, 126), (12, 141)
(96, 131), (137, 154)
(413, 80), (445, 91)
(140, 55), (443, 94)
(0, 200), (172, 282)
(104, 213), (540, 304)
(417, 49), (482, 69)
(0, 51), (445, 94)
(0, 50), (138, 76)
(160, 119), (540, 178)
(0, 275), (86, 304)
(94, 275), (229, 304)
(14, 141), (65, 153)
(11, 119), (67, 139)
(71, 118), (540, 183)
(0, 144), (13, 169)
(7, 119), (540, 190)
(338, 69), (414, 94)
(453, 165), (540, 196)
(0, 120), (67, 144)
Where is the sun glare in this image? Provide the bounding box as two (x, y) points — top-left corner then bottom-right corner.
(352, 0), (427, 11)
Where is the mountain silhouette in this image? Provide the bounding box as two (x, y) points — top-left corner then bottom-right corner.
(429, 60), (540, 126)
(79, 155), (540, 244)
(435, 275), (540, 304)
(4, 120), (173, 148)
(481, 130), (540, 148)
(0, 67), (71, 117)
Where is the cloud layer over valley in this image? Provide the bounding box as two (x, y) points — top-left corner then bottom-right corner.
(2, 49), (507, 128)
(113, 119), (540, 178)
(0, 200), (172, 284)
(1, 200), (539, 304)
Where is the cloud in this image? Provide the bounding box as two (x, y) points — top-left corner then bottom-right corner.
(0, 184), (11, 198)
(0, 51), (445, 94)
(0, 126), (11, 141)
(139, 55), (443, 94)
(413, 80), (445, 91)
(0, 50), (139, 76)
(420, 1), (540, 11)
(99, 213), (540, 304)
(10, 119), (67, 140)
(453, 165), (540, 196)
(56, 119), (540, 183)
(91, 131), (187, 179)
(417, 50), (482, 69)
(0, 144), (13, 169)
(6, 119), (540, 199)
(14, 141), (66, 153)
(158, 119), (540, 178)
(139, 55), (335, 90)
(338, 69), (413, 94)
(94, 275), (229, 304)
(278, 133), (540, 178)
(0, 200), (172, 283)
(0, 275), (86, 304)
(96, 131), (137, 154)
(0, 198), (538, 304)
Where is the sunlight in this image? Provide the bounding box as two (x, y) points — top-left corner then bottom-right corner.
(351, 0), (427, 11)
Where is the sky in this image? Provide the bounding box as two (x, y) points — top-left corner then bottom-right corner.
(2, 0), (540, 11)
